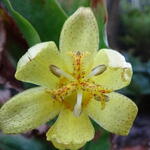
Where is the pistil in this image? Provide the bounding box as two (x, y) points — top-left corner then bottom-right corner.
(73, 90), (83, 117)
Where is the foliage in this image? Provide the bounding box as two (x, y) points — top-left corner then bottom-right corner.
(58, 0), (91, 15)
(2, 0), (41, 46)
(0, 134), (52, 150)
(120, 1), (150, 60)
(118, 1), (150, 104)
(10, 0), (67, 45)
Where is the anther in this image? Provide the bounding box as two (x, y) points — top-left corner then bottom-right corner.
(49, 65), (62, 77)
(104, 95), (109, 102)
(76, 51), (81, 56)
(95, 94), (109, 102)
(86, 64), (107, 78)
(49, 65), (75, 81)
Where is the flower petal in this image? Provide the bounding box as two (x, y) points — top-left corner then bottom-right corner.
(86, 92), (138, 135)
(0, 87), (61, 133)
(92, 49), (132, 90)
(15, 42), (64, 89)
(46, 109), (94, 150)
(59, 7), (99, 53)
(50, 139), (85, 150)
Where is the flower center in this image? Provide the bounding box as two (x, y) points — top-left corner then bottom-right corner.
(48, 51), (111, 116)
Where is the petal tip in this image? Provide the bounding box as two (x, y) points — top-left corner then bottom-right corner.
(60, 6), (99, 53)
(75, 7), (96, 22)
(77, 7), (93, 14)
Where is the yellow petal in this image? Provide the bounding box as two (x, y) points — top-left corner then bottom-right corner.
(46, 109), (94, 150)
(50, 139), (85, 150)
(86, 92), (138, 135)
(92, 49), (132, 90)
(0, 87), (61, 133)
(15, 42), (64, 89)
(60, 7), (99, 53)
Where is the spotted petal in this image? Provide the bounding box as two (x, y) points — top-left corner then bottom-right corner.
(60, 7), (99, 53)
(0, 87), (61, 133)
(92, 49), (132, 90)
(46, 109), (94, 150)
(86, 92), (138, 135)
(15, 42), (64, 89)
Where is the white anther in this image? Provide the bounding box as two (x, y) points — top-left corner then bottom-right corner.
(95, 94), (109, 102)
(50, 65), (75, 81)
(86, 64), (107, 79)
(73, 90), (83, 117)
(104, 95), (110, 102)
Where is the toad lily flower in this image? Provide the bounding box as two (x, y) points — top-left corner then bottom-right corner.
(0, 7), (137, 150)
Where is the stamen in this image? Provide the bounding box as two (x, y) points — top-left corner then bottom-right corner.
(49, 65), (75, 81)
(86, 64), (107, 79)
(76, 51), (81, 56)
(73, 90), (83, 117)
(95, 94), (109, 109)
(104, 95), (110, 102)
(47, 82), (77, 102)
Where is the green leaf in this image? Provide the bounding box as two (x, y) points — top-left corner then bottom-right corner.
(0, 134), (50, 150)
(10, 0), (67, 45)
(2, 0), (41, 46)
(58, 0), (90, 15)
(91, 0), (109, 48)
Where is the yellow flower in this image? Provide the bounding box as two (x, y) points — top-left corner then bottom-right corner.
(0, 7), (138, 150)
